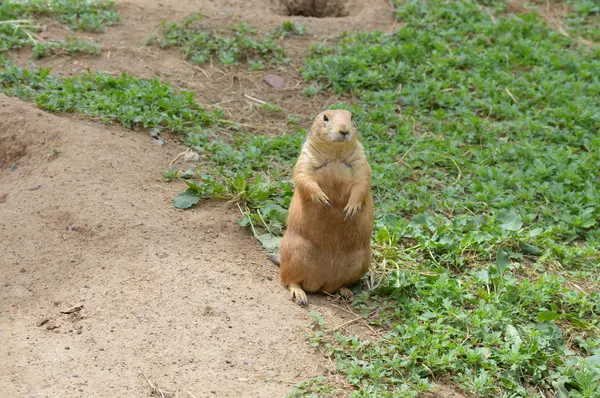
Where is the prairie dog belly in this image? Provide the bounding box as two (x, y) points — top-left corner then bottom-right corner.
(313, 160), (354, 205)
(287, 160), (372, 255)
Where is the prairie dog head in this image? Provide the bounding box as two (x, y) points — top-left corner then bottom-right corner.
(309, 109), (358, 144)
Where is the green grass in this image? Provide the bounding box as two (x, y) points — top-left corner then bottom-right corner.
(563, 0), (600, 42)
(301, 0), (600, 271)
(0, 64), (220, 132)
(32, 37), (101, 59)
(293, 0), (600, 395)
(1, 0), (599, 396)
(0, 0), (119, 54)
(271, 21), (307, 39)
(145, 13), (289, 69)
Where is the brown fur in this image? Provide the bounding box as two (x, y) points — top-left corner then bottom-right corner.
(278, 109), (374, 306)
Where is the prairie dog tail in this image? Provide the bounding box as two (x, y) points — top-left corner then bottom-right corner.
(268, 253), (280, 267)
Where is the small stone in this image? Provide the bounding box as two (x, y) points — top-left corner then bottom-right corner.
(152, 139), (164, 146)
(70, 226), (77, 231)
(30, 184), (41, 191)
(183, 152), (201, 163)
(156, 252), (168, 259)
(45, 321), (59, 330)
(65, 346), (70, 350)
(20, 268), (26, 273)
(263, 74), (285, 89)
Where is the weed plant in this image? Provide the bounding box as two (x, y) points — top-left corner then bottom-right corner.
(32, 37), (101, 59)
(145, 14), (288, 69)
(0, 0), (119, 51)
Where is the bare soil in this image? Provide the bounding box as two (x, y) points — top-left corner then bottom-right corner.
(1, 0), (398, 397)
(0, 94), (361, 397)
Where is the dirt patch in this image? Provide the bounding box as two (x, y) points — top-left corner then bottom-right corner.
(0, 94), (356, 397)
(425, 385), (469, 398)
(273, 0), (351, 18)
(0, 135), (27, 169)
(0, 103), (61, 169)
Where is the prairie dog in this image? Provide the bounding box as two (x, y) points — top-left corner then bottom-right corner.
(277, 109), (374, 306)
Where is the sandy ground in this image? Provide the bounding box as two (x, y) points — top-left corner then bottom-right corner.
(0, 95), (354, 397)
(1, 1), (399, 397)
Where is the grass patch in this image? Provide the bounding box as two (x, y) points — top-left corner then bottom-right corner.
(556, 0), (599, 43)
(271, 21), (307, 39)
(0, 63), (219, 132)
(0, 0), (119, 54)
(32, 37), (101, 59)
(292, 0), (600, 395)
(145, 13), (289, 69)
(301, 0), (600, 271)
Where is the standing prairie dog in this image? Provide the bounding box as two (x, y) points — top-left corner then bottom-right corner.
(277, 109), (374, 306)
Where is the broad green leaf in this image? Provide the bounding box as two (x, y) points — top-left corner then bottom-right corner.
(498, 209), (523, 232)
(585, 354), (600, 370)
(496, 248), (509, 275)
(537, 311), (560, 322)
(505, 325), (522, 353)
(174, 189), (201, 209)
(256, 233), (282, 253)
(552, 376), (570, 398)
(475, 269), (490, 284)
(528, 228), (544, 237)
(533, 322), (564, 349)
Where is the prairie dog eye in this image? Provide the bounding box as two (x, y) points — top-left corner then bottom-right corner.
(323, 114), (329, 122)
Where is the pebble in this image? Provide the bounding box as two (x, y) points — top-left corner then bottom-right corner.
(183, 152), (201, 163)
(263, 74), (285, 89)
(45, 321), (59, 331)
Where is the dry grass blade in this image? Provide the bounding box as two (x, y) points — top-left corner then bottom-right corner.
(141, 373), (175, 398)
(0, 19), (34, 24)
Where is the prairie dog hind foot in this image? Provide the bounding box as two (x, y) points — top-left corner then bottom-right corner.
(288, 283), (308, 306)
(338, 287), (354, 300)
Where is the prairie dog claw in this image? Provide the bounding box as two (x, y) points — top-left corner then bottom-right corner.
(289, 283), (308, 306)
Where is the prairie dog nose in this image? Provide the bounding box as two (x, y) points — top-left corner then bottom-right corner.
(340, 125), (349, 135)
